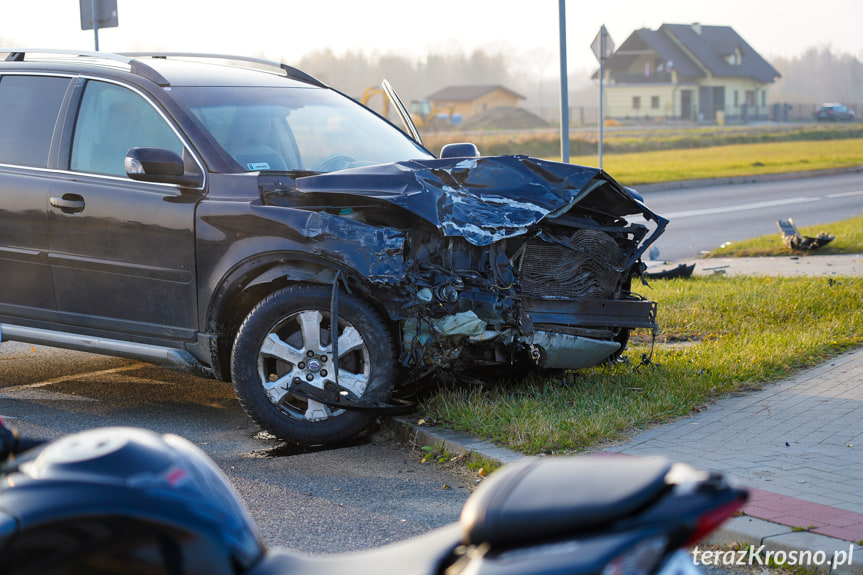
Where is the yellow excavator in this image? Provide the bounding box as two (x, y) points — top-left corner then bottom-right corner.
(408, 99), (456, 129)
(360, 86), (390, 119)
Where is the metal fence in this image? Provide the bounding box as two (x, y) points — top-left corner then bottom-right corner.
(528, 106), (601, 126)
(524, 102), (863, 127)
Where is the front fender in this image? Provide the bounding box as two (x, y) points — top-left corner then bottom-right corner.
(196, 200), (408, 329)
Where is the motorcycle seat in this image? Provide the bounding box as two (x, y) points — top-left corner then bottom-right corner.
(460, 455), (674, 547)
(246, 522), (463, 575)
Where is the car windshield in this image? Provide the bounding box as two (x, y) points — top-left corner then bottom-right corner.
(171, 86), (433, 173)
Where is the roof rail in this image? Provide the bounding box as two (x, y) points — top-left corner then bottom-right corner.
(120, 52), (327, 88)
(1, 49), (326, 89)
(1, 48), (170, 86)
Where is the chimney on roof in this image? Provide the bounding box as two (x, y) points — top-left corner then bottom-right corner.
(692, 22), (702, 35)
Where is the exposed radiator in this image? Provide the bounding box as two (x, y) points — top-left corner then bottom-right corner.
(519, 230), (624, 299)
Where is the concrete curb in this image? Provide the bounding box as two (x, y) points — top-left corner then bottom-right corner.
(387, 416), (524, 466)
(703, 516), (863, 575)
(386, 416), (863, 574)
(635, 165), (863, 194)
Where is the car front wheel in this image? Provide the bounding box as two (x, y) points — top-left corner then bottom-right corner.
(231, 284), (395, 445)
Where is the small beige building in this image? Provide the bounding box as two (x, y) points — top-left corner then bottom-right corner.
(599, 23), (780, 122)
(424, 85), (525, 118)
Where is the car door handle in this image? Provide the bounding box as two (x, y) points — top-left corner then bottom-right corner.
(50, 194), (86, 214)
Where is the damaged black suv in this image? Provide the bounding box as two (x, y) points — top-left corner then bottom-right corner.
(0, 50), (667, 444)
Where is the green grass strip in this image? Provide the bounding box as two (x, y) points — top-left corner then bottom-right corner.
(570, 139), (863, 186)
(709, 214), (863, 257)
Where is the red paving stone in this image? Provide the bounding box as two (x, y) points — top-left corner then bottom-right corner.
(745, 488), (863, 542)
(812, 524), (863, 542)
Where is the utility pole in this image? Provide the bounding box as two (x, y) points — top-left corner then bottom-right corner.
(558, 0), (570, 163)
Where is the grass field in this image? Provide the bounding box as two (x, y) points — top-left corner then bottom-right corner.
(423, 122), (863, 154)
(573, 139), (863, 185)
(422, 123), (863, 186)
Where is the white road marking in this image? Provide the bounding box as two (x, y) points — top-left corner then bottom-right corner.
(826, 190), (863, 198)
(0, 363), (149, 401)
(0, 389), (98, 402)
(661, 196), (818, 219)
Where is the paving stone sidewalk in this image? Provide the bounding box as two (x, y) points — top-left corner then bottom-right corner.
(610, 347), (863, 543)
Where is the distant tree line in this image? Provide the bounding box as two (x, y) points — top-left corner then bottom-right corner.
(297, 49), (518, 105)
(298, 46), (863, 112)
(769, 47), (863, 106)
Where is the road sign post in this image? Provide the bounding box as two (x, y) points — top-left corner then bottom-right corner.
(591, 26), (614, 171)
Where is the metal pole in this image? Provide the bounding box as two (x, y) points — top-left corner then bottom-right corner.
(558, 0), (570, 163)
(92, 0), (100, 51)
(598, 27), (604, 171)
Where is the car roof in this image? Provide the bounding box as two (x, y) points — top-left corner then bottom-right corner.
(0, 50), (325, 90)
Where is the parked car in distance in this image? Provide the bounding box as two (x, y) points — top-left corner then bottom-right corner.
(0, 50), (667, 445)
(815, 103), (856, 122)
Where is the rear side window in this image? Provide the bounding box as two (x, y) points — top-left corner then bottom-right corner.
(0, 75), (69, 167)
(71, 80), (183, 177)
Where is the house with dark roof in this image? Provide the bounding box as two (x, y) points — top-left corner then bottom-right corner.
(425, 85), (525, 118)
(600, 23), (780, 122)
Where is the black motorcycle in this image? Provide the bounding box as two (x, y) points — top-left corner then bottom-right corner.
(0, 419), (746, 575)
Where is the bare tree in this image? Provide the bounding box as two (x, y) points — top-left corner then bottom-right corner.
(297, 49), (517, 104)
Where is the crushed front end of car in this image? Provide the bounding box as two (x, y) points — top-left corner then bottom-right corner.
(261, 154), (667, 389)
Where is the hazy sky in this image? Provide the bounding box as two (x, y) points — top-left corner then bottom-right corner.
(3, 0), (862, 77)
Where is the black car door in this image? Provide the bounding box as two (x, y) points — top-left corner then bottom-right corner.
(0, 74), (72, 323)
(47, 78), (202, 343)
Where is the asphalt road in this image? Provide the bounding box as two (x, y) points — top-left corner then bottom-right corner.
(638, 170), (863, 262)
(0, 341), (473, 554)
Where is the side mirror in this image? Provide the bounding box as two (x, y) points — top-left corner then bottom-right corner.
(440, 142), (480, 159)
(125, 148), (203, 188)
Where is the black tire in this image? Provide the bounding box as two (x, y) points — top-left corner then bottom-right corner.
(230, 284), (395, 445)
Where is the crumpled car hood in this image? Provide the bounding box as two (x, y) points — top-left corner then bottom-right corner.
(285, 155), (660, 246)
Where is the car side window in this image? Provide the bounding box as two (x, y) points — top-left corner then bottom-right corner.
(71, 80), (184, 177)
(0, 75), (70, 168)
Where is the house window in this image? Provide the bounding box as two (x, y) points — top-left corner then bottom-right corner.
(761, 90), (766, 107)
(745, 91), (756, 106)
(633, 96), (641, 110)
(725, 48), (743, 66)
(734, 90), (739, 107)
(651, 96), (660, 109)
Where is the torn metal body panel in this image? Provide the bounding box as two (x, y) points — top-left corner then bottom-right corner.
(259, 155), (667, 380)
